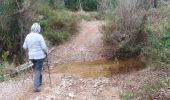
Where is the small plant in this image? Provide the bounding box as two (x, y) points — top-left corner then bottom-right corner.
(143, 80), (168, 98)
(120, 91), (136, 100)
(0, 51), (10, 82)
(1, 51), (9, 62)
(0, 63), (5, 82)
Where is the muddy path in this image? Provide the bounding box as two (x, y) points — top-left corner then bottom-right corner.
(0, 20), (144, 100)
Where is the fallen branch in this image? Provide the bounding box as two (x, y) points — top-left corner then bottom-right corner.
(5, 47), (56, 78)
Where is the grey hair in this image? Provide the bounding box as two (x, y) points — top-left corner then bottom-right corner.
(31, 23), (41, 33)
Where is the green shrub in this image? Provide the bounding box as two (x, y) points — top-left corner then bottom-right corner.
(64, 0), (79, 11)
(120, 91), (137, 100)
(0, 62), (8, 82)
(45, 28), (70, 44)
(78, 12), (104, 21)
(0, 51), (10, 82)
(0, 0), (21, 61)
(143, 80), (169, 98)
(36, 9), (79, 44)
(145, 8), (170, 64)
(82, 0), (98, 11)
(64, 0), (98, 11)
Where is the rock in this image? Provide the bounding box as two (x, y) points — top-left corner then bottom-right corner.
(80, 86), (84, 89)
(93, 82), (98, 88)
(46, 95), (56, 100)
(68, 93), (75, 98)
(62, 83), (67, 88)
(54, 89), (60, 95)
(100, 85), (104, 88)
(99, 88), (103, 91)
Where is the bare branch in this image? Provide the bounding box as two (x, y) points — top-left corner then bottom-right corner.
(15, 0), (21, 10)
(0, 0), (38, 17)
(160, 0), (170, 6)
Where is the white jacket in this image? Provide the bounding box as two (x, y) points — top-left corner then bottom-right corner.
(23, 32), (48, 59)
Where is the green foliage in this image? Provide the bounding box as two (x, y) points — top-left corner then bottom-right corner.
(120, 91), (136, 100)
(81, 0), (98, 11)
(46, 30), (70, 44)
(0, 51), (10, 82)
(121, 77), (170, 99)
(0, 0), (17, 15)
(119, 7), (170, 100)
(1, 51), (9, 62)
(143, 80), (169, 98)
(79, 12), (104, 21)
(0, 62), (9, 82)
(0, 0), (80, 63)
(64, 0), (98, 11)
(64, 0), (79, 11)
(42, 0), (65, 9)
(0, 0), (21, 61)
(36, 7), (79, 44)
(145, 8), (170, 64)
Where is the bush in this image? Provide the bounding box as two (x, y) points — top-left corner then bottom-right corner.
(64, 0), (98, 11)
(64, 0), (79, 11)
(78, 12), (104, 21)
(81, 0), (98, 11)
(0, 0), (21, 61)
(102, 0), (148, 58)
(97, 0), (117, 15)
(36, 8), (79, 44)
(45, 28), (70, 45)
(0, 51), (10, 82)
(145, 7), (170, 64)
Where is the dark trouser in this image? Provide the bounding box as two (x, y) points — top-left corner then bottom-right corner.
(31, 59), (43, 89)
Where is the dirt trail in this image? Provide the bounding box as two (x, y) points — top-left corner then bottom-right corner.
(48, 20), (106, 66)
(0, 21), (121, 100)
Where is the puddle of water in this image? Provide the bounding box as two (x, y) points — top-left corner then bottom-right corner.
(52, 57), (145, 78)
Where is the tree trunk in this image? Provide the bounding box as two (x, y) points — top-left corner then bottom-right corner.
(153, 0), (157, 8)
(78, 0), (83, 11)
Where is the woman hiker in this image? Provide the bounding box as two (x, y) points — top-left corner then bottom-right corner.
(23, 23), (48, 92)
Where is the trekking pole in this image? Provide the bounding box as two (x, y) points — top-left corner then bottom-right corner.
(22, 51), (30, 85)
(46, 55), (52, 88)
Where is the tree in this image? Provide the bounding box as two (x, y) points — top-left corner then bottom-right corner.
(64, 0), (79, 11)
(64, 0), (98, 11)
(0, 0), (39, 63)
(78, 0), (83, 11)
(153, 0), (157, 8)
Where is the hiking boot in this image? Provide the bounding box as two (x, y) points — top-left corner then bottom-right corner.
(33, 87), (41, 92)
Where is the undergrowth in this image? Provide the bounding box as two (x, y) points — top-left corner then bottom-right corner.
(35, 4), (80, 45)
(120, 7), (170, 100)
(0, 51), (9, 82)
(102, 0), (148, 58)
(145, 7), (170, 65)
(77, 11), (104, 21)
